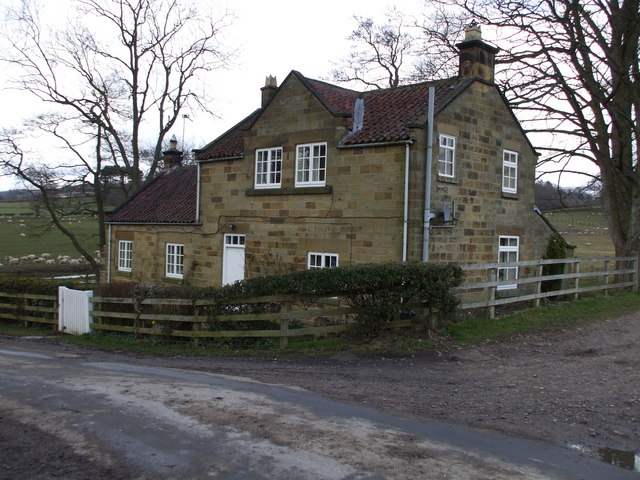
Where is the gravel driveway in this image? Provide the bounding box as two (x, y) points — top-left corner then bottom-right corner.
(1, 310), (639, 477)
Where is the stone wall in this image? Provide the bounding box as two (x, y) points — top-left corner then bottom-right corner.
(106, 77), (552, 288)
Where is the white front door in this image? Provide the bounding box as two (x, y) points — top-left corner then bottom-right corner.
(222, 234), (245, 285)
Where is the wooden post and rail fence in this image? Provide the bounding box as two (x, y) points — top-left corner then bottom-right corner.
(1, 255), (637, 346)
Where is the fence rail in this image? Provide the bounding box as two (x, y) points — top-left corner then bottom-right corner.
(89, 295), (433, 349)
(0, 292), (58, 325)
(458, 255), (638, 318)
(0, 255), (637, 343)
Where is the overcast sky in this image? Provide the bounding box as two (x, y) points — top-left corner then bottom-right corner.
(0, 0), (592, 191)
(0, 0), (428, 190)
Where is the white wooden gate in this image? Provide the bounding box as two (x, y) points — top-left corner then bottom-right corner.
(58, 286), (93, 335)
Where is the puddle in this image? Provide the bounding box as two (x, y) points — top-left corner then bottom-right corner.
(598, 447), (639, 471)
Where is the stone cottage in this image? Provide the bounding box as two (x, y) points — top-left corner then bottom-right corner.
(104, 25), (554, 289)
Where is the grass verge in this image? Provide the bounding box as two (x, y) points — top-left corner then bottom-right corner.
(448, 292), (640, 345)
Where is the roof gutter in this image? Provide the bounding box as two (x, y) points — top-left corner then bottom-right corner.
(105, 221), (202, 226)
(423, 87), (436, 262)
(337, 140), (412, 149)
(196, 154), (244, 163)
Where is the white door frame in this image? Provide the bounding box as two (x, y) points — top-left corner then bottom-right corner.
(222, 234), (246, 285)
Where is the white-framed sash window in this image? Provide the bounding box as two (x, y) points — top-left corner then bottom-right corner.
(255, 147), (282, 188)
(498, 236), (519, 290)
(165, 243), (184, 279)
(308, 252), (338, 269)
(502, 150), (518, 194)
(296, 142), (327, 187)
(438, 134), (456, 177)
(117, 240), (132, 272)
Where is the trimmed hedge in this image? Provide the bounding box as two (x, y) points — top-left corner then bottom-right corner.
(105, 262), (463, 336)
(0, 276), (60, 296)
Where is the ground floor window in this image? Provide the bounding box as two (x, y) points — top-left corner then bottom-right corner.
(308, 252), (339, 269)
(498, 236), (519, 290)
(165, 243), (184, 278)
(117, 240), (132, 272)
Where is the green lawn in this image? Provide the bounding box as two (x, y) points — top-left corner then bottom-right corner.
(544, 206), (615, 258)
(0, 210), (100, 260)
(0, 201), (35, 216)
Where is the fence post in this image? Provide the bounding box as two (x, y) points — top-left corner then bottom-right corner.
(488, 268), (496, 320)
(604, 260), (610, 296)
(635, 253), (640, 293)
(535, 264), (543, 307)
(574, 260), (581, 301)
(279, 301), (291, 350)
(191, 301), (200, 347)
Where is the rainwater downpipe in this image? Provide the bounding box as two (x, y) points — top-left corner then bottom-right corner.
(107, 223), (112, 283)
(423, 86), (436, 262)
(402, 141), (411, 262)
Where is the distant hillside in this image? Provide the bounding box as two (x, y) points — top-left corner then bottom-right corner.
(0, 189), (37, 202)
(535, 181), (599, 211)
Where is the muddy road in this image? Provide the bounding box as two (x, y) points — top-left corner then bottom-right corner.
(0, 311), (639, 479)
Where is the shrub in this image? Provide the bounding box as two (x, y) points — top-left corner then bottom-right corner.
(203, 262), (463, 336)
(92, 262), (463, 341)
(542, 233), (568, 292)
(0, 276), (59, 296)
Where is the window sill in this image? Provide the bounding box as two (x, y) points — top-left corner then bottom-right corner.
(437, 175), (458, 184)
(115, 270), (132, 277)
(246, 185), (332, 196)
(163, 276), (184, 284)
(501, 192), (519, 200)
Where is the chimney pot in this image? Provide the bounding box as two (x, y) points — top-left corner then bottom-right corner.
(163, 135), (183, 170)
(464, 22), (482, 41)
(261, 75), (278, 107)
(456, 24), (500, 83)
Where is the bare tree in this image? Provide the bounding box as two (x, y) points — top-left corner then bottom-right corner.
(0, 130), (102, 272)
(423, 0), (640, 256)
(0, 0), (232, 263)
(330, 9), (418, 89)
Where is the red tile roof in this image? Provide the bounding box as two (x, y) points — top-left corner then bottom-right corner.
(343, 77), (470, 145)
(106, 165), (198, 224)
(195, 71), (473, 160)
(194, 110), (261, 161)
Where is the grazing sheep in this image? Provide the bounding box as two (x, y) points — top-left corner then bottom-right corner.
(26, 254), (36, 260)
(41, 253), (52, 258)
(0, 263), (4, 268)
(20, 256), (28, 262)
(9, 258), (20, 265)
(45, 259), (55, 265)
(33, 257), (45, 263)
(69, 259), (80, 265)
(19, 233), (26, 237)
(59, 258), (69, 264)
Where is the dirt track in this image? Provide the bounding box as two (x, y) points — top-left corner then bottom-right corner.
(1, 310), (639, 477)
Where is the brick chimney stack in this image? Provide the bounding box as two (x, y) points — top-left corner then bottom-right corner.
(162, 135), (183, 170)
(261, 75), (278, 107)
(456, 23), (500, 83)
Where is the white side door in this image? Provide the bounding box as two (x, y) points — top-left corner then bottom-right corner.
(222, 234), (245, 285)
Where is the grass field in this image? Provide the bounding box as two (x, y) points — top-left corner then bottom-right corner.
(544, 206), (615, 257)
(0, 201), (100, 261)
